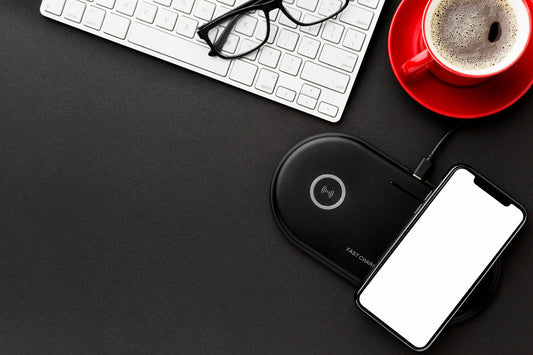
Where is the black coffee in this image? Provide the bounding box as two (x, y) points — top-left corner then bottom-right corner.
(429, 0), (519, 72)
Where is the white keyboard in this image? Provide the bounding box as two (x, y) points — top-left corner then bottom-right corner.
(40, 0), (385, 122)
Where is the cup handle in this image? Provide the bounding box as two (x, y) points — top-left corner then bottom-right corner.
(400, 49), (433, 78)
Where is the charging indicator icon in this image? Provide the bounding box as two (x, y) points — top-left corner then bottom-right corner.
(310, 174), (346, 210)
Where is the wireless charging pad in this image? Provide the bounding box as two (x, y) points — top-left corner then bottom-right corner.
(271, 133), (500, 324)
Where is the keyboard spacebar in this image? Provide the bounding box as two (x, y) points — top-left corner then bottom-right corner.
(128, 22), (230, 77)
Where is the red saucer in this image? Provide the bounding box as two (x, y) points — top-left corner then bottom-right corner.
(389, 0), (533, 119)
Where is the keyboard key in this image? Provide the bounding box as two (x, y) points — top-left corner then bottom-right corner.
(297, 36), (320, 59)
(318, 0), (342, 17)
(318, 102), (339, 117)
(300, 84), (320, 99)
(321, 22), (344, 43)
(240, 38), (261, 60)
(299, 14), (321, 36)
(154, 0), (172, 6)
(343, 28), (365, 51)
(64, 0), (86, 23)
(42, 0), (66, 15)
(229, 60), (258, 86)
(271, 9), (280, 21)
(103, 12), (131, 39)
(297, 94), (317, 109)
(136, 2), (158, 23)
(234, 14), (258, 37)
(97, 0), (115, 9)
(255, 69), (279, 94)
(319, 44), (358, 72)
(296, 0), (318, 12)
(213, 5), (230, 18)
(258, 46), (281, 68)
(217, 0), (235, 6)
(213, 28), (239, 53)
(173, 0), (195, 13)
(287, 8), (301, 21)
(128, 22), (230, 76)
(156, 8), (178, 30)
(339, 4), (373, 30)
(300, 61), (349, 93)
(83, 6), (106, 30)
(116, 0), (138, 16)
(276, 29), (299, 51)
(358, 0), (379, 9)
(278, 11), (298, 29)
(255, 23), (277, 44)
(204, 27), (218, 43)
(218, 33), (239, 54)
(193, 0), (216, 21)
(276, 86), (296, 102)
(279, 53), (301, 75)
(176, 16), (198, 37)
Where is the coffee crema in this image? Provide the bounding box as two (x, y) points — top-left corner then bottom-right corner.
(429, 0), (519, 72)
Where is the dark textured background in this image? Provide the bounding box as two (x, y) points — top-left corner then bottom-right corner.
(1, 0), (532, 353)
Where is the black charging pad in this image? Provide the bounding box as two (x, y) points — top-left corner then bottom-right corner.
(271, 133), (500, 324)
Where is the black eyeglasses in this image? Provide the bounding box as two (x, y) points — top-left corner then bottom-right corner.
(197, 0), (349, 59)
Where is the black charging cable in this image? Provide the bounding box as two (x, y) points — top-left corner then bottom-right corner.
(412, 121), (464, 180)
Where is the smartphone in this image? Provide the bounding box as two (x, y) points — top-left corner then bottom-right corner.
(356, 165), (526, 351)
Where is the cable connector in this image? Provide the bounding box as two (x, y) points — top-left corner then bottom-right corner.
(412, 122), (463, 181)
(413, 157), (432, 180)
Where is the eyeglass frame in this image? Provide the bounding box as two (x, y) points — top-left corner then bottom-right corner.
(197, 0), (350, 59)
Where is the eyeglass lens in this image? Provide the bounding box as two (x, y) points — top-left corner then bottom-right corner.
(207, 10), (269, 57)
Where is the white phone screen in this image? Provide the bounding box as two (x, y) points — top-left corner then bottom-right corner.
(357, 167), (525, 350)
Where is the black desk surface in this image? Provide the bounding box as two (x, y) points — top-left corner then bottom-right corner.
(2, 1), (532, 353)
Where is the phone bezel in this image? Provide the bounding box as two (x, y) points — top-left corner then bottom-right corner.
(355, 164), (527, 351)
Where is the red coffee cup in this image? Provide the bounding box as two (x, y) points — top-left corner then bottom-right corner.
(401, 0), (532, 86)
